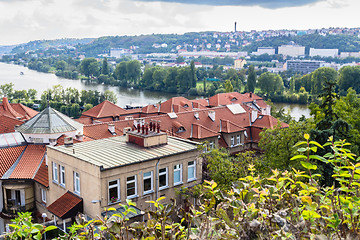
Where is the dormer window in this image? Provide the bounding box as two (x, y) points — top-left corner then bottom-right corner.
(177, 127), (186, 133)
(231, 97), (237, 101)
(184, 104), (189, 108)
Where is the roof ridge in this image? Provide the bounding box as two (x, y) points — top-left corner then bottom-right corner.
(96, 101), (107, 118)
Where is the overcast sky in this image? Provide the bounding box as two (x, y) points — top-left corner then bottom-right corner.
(0, 0), (358, 45)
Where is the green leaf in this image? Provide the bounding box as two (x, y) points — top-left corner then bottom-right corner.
(45, 226), (58, 231)
(290, 155), (307, 161)
(300, 161), (317, 170)
(309, 141), (324, 149)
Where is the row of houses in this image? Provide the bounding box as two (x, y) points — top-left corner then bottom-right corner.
(0, 92), (287, 233)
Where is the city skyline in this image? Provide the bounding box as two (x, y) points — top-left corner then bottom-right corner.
(0, 0), (358, 45)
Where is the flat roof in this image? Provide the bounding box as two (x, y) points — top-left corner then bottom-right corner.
(48, 135), (198, 170)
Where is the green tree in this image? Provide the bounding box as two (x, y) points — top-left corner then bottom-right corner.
(101, 57), (109, 75)
(311, 67), (338, 95)
(338, 65), (360, 94)
(79, 58), (98, 77)
(257, 72), (284, 96)
(247, 65), (256, 93)
(190, 60), (197, 88)
(55, 60), (67, 71)
(103, 90), (118, 104)
(27, 89), (37, 100)
(126, 60), (141, 85)
(0, 83), (14, 98)
(224, 79), (234, 93)
(259, 120), (314, 171)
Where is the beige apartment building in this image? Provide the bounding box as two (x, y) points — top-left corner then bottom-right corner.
(45, 129), (201, 224)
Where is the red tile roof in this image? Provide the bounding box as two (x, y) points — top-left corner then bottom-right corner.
(220, 119), (246, 133)
(81, 100), (127, 119)
(76, 116), (93, 125)
(0, 145), (26, 177)
(0, 115), (23, 134)
(191, 123), (219, 139)
(252, 115), (289, 129)
(207, 92), (267, 110)
(47, 191), (83, 219)
(9, 145), (46, 179)
(84, 122), (122, 140)
(33, 159), (49, 187)
(0, 97), (38, 120)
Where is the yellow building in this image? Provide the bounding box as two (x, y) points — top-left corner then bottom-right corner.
(44, 129), (201, 228)
(234, 59), (247, 69)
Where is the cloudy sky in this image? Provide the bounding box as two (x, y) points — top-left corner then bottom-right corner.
(0, 0), (358, 45)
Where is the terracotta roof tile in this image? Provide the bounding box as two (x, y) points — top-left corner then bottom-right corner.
(191, 123), (219, 139)
(220, 119), (246, 133)
(84, 122), (121, 140)
(47, 191), (83, 219)
(0, 115), (23, 134)
(9, 145), (46, 179)
(82, 100), (127, 119)
(33, 159), (49, 187)
(252, 115), (289, 129)
(76, 117), (93, 125)
(0, 97), (38, 120)
(0, 145), (26, 178)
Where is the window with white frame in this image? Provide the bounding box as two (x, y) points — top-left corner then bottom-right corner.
(236, 134), (241, 145)
(188, 161), (196, 182)
(159, 168), (168, 190)
(60, 165), (65, 186)
(143, 171), (153, 194)
(74, 172), (80, 194)
(52, 162), (58, 183)
(126, 175), (137, 198)
(108, 180), (120, 203)
(41, 189), (46, 203)
(174, 164), (182, 185)
(231, 136), (235, 147)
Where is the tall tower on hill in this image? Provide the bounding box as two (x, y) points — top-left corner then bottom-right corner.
(234, 22), (237, 32)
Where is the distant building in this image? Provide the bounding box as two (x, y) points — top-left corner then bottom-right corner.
(110, 48), (132, 58)
(251, 47), (275, 56)
(309, 48), (339, 58)
(286, 60), (325, 73)
(278, 45), (305, 57)
(234, 59), (247, 69)
(340, 52), (360, 59)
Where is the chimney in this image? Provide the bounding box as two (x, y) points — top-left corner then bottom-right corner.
(251, 110), (258, 123)
(108, 124), (116, 135)
(249, 92), (252, 98)
(64, 136), (73, 147)
(208, 110), (215, 122)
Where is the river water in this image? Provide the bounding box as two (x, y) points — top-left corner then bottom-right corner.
(0, 62), (311, 119)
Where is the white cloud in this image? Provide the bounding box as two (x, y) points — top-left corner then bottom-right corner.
(0, 0), (358, 45)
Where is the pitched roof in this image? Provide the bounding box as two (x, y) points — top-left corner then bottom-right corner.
(55, 134), (82, 146)
(207, 92), (268, 110)
(220, 119), (246, 133)
(191, 123), (219, 139)
(16, 107), (83, 134)
(0, 145), (26, 178)
(0, 115), (23, 134)
(0, 97), (38, 120)
(7, 145), (46, 179)
(252, 115), (289, 129)
(47, 191), (83, 219)
(81, 100), (127, 119)
(33, 159), (49, 187)
(83, 123), (121, 140)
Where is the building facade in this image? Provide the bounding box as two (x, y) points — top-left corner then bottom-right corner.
(286, 60), (325, 73)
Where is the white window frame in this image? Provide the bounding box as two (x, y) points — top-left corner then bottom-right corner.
(236, 134), (241, 145)
(231, 136), (235, 147)
(143, 171), (153, 195)
(60, 165), (65, 187)
(41, 189), (46, 203)
(52, 162), (58, 183)
(108, 179), (120, 204)
(173, 164), (183, 186)
(159, 168), (168, 190)
(126, 175), (137, 199)
(74, 171), (80, 194)
(187, 161), (196, 182)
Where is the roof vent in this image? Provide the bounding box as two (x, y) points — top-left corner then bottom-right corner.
(108, 123), (116, 135)
(125, 116), (134, 120)
(208, 110), (215, 122)
(64, 136), (73, 147)
(194, 112), (199, 120)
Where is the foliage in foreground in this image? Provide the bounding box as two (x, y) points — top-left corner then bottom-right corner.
(7, 135), (360, 239)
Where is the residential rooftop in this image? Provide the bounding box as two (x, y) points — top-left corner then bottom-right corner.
(48, 135), (199, 170)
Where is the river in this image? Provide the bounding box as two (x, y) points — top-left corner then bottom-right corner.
(0, 62), (310, 119)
